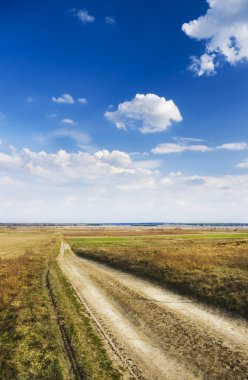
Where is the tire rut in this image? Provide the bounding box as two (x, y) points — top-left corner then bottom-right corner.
(58, 241), (248, 380)
(46, 269), (86, 380)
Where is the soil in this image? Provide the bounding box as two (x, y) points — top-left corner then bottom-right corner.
(58, 242), (248, 380)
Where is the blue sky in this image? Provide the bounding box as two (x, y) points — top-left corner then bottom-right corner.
(0, 0), (248, 222)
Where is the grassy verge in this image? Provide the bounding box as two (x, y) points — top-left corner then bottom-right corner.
(49, 260), (122, 380)
(69, 234), (248, 318)
(0, 235), (69, 380)
(0, 229), (123, 379)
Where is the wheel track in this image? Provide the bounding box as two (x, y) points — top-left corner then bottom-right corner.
(72, 283), (142, 380)
(46, 269), (86, 380)
(59, 241), (196, 380)
(58, 241), (248, 380)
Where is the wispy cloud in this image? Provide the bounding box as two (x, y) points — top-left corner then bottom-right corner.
(46, 113), (57, 119)
(74, 9), (95, 24)
(236, 159), (248, 169)
(218, 142), (248, 151)
(152, 141), (248, 154)
(34, 128), (91, 150)
(105, 16), (115, 25)
(52, 93), (75, 104)
(62, 118), (76, 125)
(53, 129), (90, 146)
(78, 97), (87, 105)
(152, 143), (212, 154)
(26, 96), (34, 103)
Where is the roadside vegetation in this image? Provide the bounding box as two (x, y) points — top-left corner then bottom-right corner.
(49, 260), (121, 380)
(0, 228), (122, 380)
(0, 230), (69, 380)
(69, 231), (248, 318)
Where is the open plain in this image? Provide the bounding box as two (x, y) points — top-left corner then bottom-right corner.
(1, 227), (248, 379)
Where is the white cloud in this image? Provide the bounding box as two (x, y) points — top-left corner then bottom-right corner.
(218, 142), (248, 150)
(152, 143), (212, 154)
(236, 159), (248, 168)
(173, 137), (205, 143)
(182, 0), (248, 75)
(0, 151), (22, 168)
(105, 16), (116, 24)
(1, 143), (248, 222)
(105, 93), (182, 133)
(62, 118), (76, 125)
(189, 53), (216, 77)
(6, 147), (152, 184)
(1, 146), (248, 222)
(76, 10), (95, 24)
(94, 150), (132, 168)
(152, 141), (248, 154)
(52, 93), (75, 104)
(78, 97), (87, 105)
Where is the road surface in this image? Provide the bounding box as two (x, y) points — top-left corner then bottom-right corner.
(58, 241), (248, 380)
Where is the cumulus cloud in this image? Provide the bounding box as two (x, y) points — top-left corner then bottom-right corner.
(52, 93), (75, 104)
(0, 147), (152, 185)
(182, 0), (248, 75)
(76, 10), (95, 24)
(1, 145), (248, 222)
(189, 53), (216, 76)
(152, 140), (247, 154)
(105, 93), (182, 133)
(62, 118), (76, 125)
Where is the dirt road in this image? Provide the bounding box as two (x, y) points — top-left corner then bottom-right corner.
(58, 242), (248, 380)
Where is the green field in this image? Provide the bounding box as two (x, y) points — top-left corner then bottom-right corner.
(69, 232), (248, 246)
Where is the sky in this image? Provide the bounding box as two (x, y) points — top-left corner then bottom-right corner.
(0, 0), (248, 222)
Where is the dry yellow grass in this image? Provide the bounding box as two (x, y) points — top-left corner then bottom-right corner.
(0, 229), (70, 379)
(0, 228), (55, 259)
(0, 228), (122, 379)
(69, 232), (248, 318)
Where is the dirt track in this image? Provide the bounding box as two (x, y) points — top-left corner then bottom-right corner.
(58, 242), (248, 380)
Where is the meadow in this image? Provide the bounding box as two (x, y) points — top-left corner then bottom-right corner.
(69, 230), (248, 318)
(1, 227), (248, 379)
(0, 228), (121, 380)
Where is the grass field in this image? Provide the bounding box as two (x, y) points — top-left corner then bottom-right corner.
(69, 231), (248, 318)
(0, 230), (69, 379)
(0, 228), (121, 379)
(1, 227), (248, 379)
